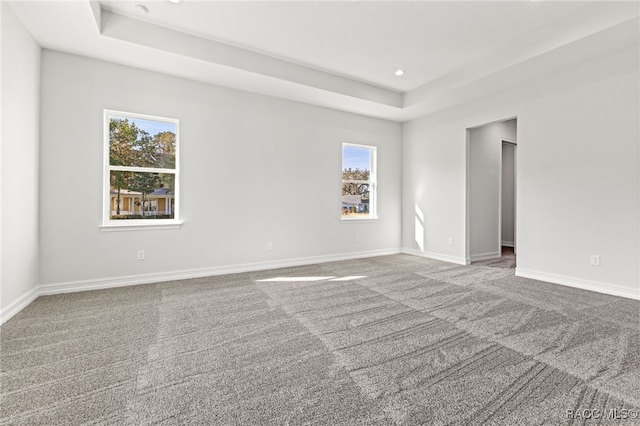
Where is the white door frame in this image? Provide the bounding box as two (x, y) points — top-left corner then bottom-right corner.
(500, 138), (517, 256)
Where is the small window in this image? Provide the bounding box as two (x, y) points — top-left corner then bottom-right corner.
(103, 110), (179, 227)
(342, 143), (376, 220)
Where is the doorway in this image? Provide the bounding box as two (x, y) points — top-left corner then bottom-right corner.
(466, 118), (517, 269)
(499, 139), (516, 268)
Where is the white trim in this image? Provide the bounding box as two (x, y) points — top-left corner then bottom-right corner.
(402, 248), (469, 265)
(103, 109), (180, 226)
(2, 249), (401, 323)
(0, 287), (39, 325)
(6, 251), (636, 325)
(109, 165), (176, 174)
(501, 241), (515, 247)
(465, 129), (471, 262)
(100, 220), (183, 232)
(470, 251), (501, 262)
(342, 142), (377, 220)
(514, 144), (517, 255)
(498, 139), (503, 260)
(341, 217), (379, 222)
(38, 248), (402, 296)
(516, 268), (640, 300)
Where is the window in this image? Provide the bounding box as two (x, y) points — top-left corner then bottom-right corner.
(342, 143), (376, 220)
(103, 110), (179, 228)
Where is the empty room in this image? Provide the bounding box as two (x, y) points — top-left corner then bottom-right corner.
(1, 1), (639, 424)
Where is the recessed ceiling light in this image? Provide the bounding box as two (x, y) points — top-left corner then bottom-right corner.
(395, 69), (405, 77)
(135, 4), (149, 13)
(168, 0), (183, 4)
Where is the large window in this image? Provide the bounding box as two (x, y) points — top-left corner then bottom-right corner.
(103, 110), (179, 227)
(342, 143), (376, 219)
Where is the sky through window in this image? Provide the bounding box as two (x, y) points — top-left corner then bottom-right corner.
(343, 145), (371, 170)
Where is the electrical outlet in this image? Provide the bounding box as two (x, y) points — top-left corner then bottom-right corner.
(448, 238), (454, 246)
(137, 250), (145, 261)
(267, 242), (273, 250)
(590, 255), (600, 266)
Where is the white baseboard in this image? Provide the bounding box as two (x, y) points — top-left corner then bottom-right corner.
(1, 248), (402, 324)
(37, 248), (403, 296)
(402, 248), (468, 265)
(0, 287), (39, 325)
(501, 241), (515, 248)
(8, 249), (635, 323)
(470, 251), (501, 262)
(516, 268), (640, 300)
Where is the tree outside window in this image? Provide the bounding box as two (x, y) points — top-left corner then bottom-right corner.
(342, 144), (377, 219)
(104, 111), (178, 224)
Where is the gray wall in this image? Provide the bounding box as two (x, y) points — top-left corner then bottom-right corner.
(38, 51), (402, 288)
(0, 4), (41, 316)
(402, 44), (639, 298)
(468, 119), (516, 261)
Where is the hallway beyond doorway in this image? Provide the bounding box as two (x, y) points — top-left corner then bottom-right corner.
(472, 246), (516, 269)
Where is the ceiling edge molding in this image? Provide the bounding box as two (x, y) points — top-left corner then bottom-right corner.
(26, 1), (637, 123)
(89, 0), (101, 33)
(403, 40), (639, 123)
(100, 9), (403, 109)
(405, 2), (640, 108)
(401, 16), (640, 121)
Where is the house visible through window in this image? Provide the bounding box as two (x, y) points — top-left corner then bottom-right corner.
(104, 111), (178, 225)
(342, 143), (376, 219)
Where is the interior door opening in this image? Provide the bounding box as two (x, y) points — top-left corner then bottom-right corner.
(466, 117), (517, 270)
(500, 139), (517, 268)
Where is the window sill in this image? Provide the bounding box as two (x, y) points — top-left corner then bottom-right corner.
(100, 220), (183, 232)
(341, 216), (379, 223)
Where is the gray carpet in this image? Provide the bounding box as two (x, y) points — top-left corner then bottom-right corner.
(472, 247), (516, 269)
(1, 254), (639, 425)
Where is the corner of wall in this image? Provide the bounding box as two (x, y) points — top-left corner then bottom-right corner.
(1, 1), (42, 321)
(0, 287), (39, 325)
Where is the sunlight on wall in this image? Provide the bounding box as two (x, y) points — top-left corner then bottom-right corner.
(415, 203), (425, 252)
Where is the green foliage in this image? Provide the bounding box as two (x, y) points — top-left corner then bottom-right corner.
(154, 131), (176, 169)
(109, 118), (176, 169)
(109, 119), (138, 167)
(128, 173), (161, 195)
(342, 168), (370, 197)
(128, 173), (162, 217)
(342, 168), (369, 181)
(110, 171), (131, 215)
(108, 118), (177, 214)
(158, 173), (175, 193)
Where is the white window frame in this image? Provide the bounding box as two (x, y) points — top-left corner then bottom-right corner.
(341, 143), (377, 221)
(101, 110), (181, 231)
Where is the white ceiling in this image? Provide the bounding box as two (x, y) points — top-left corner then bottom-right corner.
(7, 0), (640, 122)
(99, 0), (592, 92)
